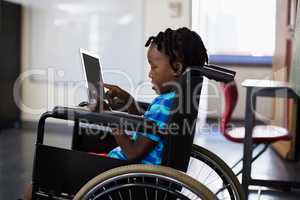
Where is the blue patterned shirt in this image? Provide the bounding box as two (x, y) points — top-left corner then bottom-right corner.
(108, 91), (176, 165)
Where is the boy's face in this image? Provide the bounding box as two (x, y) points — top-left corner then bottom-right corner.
(147, 44), (178, 94)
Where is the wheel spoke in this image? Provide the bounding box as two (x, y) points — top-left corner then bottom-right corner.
(142, 177), (149, 200)
(128, 178), (132, 200)
(189, 145), (244, 200)
(75, 150), (244, 200)
(162, 182), (172, 200)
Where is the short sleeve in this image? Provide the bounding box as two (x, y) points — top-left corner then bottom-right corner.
(137, 132), (161, 142)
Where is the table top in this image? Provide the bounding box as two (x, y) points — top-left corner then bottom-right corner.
(242, 79), (292, 89)
(241, 79), (299, 99)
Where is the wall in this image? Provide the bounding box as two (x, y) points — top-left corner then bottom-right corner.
(20, 0), (273, 123)
(20, 0), (192, 122)
(19, 0), (145, 122)
(144, 0), (191, 41)
(142, 0), (192, 96)
(20, 6), (86, 122)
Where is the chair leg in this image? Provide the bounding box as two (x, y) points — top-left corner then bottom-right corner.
(231, 157), (243, 171)
(232, 144), (259, 169)
(242, 87), (256, 197)
(250, 143), (269, 164)
(231, 143), (270, 176)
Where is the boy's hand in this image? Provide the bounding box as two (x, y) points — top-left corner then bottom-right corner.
(103, 83), (140, 115)
(103, 83), (133, 110)
(103, 83), (132, 103)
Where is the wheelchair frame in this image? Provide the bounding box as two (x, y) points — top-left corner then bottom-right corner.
(31, 65), (244, 199)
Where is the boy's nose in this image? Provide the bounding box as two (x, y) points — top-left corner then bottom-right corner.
(148, 71), (152, 79)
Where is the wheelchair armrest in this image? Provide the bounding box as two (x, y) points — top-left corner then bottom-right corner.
(52, 106), (146, 125)
(78, 101), (89, 107)
(37, 106), (163, 144)
(77, 101), (150, 114)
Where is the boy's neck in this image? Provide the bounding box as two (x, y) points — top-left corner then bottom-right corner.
(159, 88), (175, 95)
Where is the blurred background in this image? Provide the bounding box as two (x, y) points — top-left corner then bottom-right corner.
(1, 0), (300, 199)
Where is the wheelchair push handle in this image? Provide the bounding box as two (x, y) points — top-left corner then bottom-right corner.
(201, 64), (236, 83)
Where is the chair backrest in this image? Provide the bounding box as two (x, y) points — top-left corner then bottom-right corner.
(161, 68), (203, 172)
(220, 81), (238, 134)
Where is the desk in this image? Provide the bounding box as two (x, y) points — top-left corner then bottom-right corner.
(241, 79), (300, 196)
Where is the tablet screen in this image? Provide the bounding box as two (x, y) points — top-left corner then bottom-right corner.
(81, 52), (107, 107)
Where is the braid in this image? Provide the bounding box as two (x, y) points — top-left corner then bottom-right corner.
(145, 27), (208, 71)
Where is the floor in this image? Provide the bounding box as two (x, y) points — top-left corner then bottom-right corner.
(0, 122), (300, 200)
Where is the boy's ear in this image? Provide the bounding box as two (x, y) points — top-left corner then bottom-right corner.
(173, 62), (184, 77)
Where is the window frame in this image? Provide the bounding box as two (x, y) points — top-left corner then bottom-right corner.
(209, 55), (273, 66)
(191, 0), (275, 67)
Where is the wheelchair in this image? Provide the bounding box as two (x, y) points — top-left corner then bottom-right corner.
(31, 65), (245, 200)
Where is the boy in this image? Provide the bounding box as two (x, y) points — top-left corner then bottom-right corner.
(103, 27), (208, 165)
(23, 27), (208, 199)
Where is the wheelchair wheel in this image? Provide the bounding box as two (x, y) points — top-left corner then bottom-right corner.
(74, 164), (217, 200)
(187, 144), (245, 200)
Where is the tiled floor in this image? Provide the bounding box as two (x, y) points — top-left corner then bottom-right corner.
(195, 130), (300, 200)
(0, 123), (300, 199)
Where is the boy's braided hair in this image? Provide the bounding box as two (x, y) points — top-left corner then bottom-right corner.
(145, 27), (208, 72)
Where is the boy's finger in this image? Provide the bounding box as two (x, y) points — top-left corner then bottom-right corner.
(103, 83), (115, 89)
(105, 90), (113, 98)
(111, 128), (120, 134)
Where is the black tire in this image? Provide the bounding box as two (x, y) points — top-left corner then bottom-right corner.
(188, 144), (245, 200)
(74, 164), (218, 200)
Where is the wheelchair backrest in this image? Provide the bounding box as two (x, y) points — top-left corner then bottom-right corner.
(161, 68), (203, 172)
(161, 65), (236, 172)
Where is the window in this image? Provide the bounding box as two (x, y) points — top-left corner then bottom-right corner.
(192, 0), (276, 65)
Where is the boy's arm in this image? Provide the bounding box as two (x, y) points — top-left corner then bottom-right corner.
(112, 129), (156, 161)
(127, 98), (142, 115)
